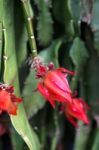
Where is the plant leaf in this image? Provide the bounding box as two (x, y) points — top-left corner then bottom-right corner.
(36, 0), (53, 46)
(91, 0), (99, 52)
(23, 69), (45, 118)
(85, 51), (99, 114)
(70, 37), (89, 72)
(69, 37), (89, 90)
(3, 1), (40, 149)
(53, 0), (75, 37)
(14, 0), (27, 67)
(40, 39), (62, 67)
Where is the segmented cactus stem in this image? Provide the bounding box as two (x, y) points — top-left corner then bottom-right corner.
(21, 0), (37, 58)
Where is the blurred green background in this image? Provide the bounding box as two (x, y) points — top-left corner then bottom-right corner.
(0, 0), (99, 150)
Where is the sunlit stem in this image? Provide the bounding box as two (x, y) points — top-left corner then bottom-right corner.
(21, 0), (37, 58)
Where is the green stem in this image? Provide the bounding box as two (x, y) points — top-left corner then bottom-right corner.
(51, 109), (59, 150)
(91, 127), (99, 150)
(21, 0), (37, 58)
(74, 121), (91, 150)
(40, 110), (47, 150)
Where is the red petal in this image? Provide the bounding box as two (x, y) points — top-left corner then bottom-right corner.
(46, 71), (71, 93)
(49, 90), (72, 103)
(11, 94), (22, 103)
(48, 62), (54, 70)
(44, 72), (72, 102)
(65, 99), (90, 125)
(56, 68), (75, 75)
(0, 90), (17, 115)
(6, 85), (14, 93)
(0, 91), (10, 109)
(38, 82), (50, 98)
(38, 82), (55, 108)
(7, 104), (17, 115)
(78, 98), (90, 110)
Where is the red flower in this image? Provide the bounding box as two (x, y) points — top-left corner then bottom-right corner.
(37, 63), (74, 108)
(64, 98), (90, 127)
(0, 84), (22, 115)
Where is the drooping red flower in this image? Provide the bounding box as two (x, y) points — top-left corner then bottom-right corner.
(36, 63), (74, 108)
(64, 98), (90, 127)
(0, 84), (22, 115)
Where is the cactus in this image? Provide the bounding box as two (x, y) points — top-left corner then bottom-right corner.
(0, 0), (99, 150)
